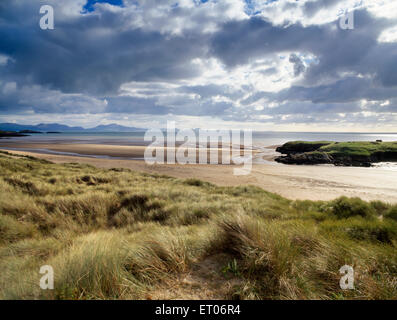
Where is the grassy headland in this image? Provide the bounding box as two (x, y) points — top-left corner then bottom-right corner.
(276, 141), (397, 166)
(0, 151), (396, 299)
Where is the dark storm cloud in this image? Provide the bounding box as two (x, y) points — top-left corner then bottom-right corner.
(276, 77), (397, 104)
(210, 9), (395, 85)
(105, 93), (235, 117)
(0, 26), (204, 94)
(210, 17), (325, 67)
(241, 76), (397, 108)
(0, 81), (107, 114)
(0, 0), (206, 96)
(261, 101), (362, 115)
(301, 13), (397, 87)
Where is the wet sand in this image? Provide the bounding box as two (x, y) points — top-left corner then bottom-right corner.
(2, 147), (397, 204)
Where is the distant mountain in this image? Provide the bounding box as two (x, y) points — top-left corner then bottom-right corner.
(85, 124), (146, 132)
(0, 123), (85, 132)
(0, 123), (146, 133)
(35, 123), (86, 132)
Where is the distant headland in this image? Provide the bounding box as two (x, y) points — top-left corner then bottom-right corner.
(0, 122), (146, 133)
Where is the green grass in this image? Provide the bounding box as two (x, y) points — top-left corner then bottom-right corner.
(0, 153), (396, 300)
(320, 141), (397, 157)
(282, 141), (397, 157)
(283, 141), (333, 146)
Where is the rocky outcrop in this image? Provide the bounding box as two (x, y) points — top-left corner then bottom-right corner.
(275, 151), (373, 167)
(331, 155), (372, 167)
(370, 151), (397, 162)
(275, 152), (333, 165)
(275, 141), (397, 167)
(276, 142), (332, 154)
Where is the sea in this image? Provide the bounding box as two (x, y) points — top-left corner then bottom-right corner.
(6, 131), (397, 147)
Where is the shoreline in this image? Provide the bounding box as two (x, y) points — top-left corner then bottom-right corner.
(2, 147), (397, 204)
(0, 141), (274, 164)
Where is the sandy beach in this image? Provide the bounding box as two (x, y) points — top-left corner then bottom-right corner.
(0, 141), (259, 163)
(1, 143), (397, 204)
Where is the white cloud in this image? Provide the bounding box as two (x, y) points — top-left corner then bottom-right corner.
(378, 26), (397, 43)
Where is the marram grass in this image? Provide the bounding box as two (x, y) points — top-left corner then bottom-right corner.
(0, 152), (396, 300)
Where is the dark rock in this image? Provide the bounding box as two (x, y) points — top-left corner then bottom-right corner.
(371, 151), (397, 162)
(275, 152), (333, 165)
(332, 154), (373, 167)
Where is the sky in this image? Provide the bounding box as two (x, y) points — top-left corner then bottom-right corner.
(0, 0), (397, 131)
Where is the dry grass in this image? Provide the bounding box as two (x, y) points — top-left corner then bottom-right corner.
(0, 152), (396, 300)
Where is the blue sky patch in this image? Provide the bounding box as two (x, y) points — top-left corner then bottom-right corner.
(82, 0), (124, 13)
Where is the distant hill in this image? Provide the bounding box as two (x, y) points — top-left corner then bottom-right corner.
(85, 124), (146, 132)
(0, 123), (146, 133)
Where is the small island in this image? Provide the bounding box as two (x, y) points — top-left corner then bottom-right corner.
(0, 130), (29, 138)
(275, 141), (397, 167)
